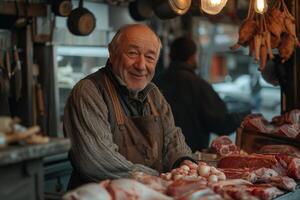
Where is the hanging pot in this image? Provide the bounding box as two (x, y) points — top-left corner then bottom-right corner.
(67, 0), (96, 36)
(129, 0), (153, 21)
(153, 0), (192, 20)
(52, 0), (73, 17)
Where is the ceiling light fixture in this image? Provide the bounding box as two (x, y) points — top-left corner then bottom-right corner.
(201, 0), (228, 15)
(254, 0), (268, 14)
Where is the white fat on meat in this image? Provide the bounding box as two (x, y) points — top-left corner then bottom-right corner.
(107, 179), (172, 200)
(62, 183), (111, 200)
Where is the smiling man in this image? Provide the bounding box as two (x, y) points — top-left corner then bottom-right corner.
(63, 24), (194, 189)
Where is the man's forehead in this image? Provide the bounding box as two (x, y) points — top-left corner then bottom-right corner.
(121, 29), (159, 49)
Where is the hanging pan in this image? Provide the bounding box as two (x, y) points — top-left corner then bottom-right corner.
(67, 0), (96, 36)
(129, 0), (153, 21)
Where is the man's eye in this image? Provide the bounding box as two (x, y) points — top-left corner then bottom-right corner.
(146, 56), (156, 62)
(127, 51), (138, 57)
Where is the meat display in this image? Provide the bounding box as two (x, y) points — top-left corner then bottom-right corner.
(220, 168), (278, 183)
(241, 110), (300, 138)
(219, 184), (283, 200)
(160, 161), (226, 184)
(268, 176), (296, 191)
(275, 154), (300, 179)
(218, 153), (300, 180)
(103, 179), (172, 200)
(62, 183), (112, 200)
(210, 136), (244, 157)
(218, 154), (284, 173)
(63, 131), (300, 199)
(166, 178), (208, 198)
(132, 172), (171, 193)
(258, 145), (300, 158)
(220, 168), (296, 191)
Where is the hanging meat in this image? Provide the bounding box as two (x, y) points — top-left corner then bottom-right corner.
(231, 0), (299, 71)
(230, 0), (257, 51)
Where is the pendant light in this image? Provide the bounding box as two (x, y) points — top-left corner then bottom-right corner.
(201, 0), (228, 15)
(254, 0), (268, 14)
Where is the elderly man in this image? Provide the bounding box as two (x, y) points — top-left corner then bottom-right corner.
(63, 24), (193, 189)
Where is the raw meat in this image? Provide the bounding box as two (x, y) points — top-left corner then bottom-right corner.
(210, 136), (241, 157)
(268, 176), (296, 191)
(166, 178), (207, 198)
(62, 183), (111, 200)
(104, 179), (172, 200)
(132, 172), (171, 193)
(178, 188), (222, 200)
(258, 145), (300, 158)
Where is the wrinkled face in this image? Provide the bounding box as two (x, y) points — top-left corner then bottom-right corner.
(109, 26), (160, 91)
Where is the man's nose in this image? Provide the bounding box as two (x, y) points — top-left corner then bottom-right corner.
(135, 55), (146, 70)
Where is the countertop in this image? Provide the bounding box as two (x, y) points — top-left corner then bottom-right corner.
(0, 138), (70, 166)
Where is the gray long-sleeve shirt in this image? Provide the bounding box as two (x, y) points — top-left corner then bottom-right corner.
(63, 69), (192, 182)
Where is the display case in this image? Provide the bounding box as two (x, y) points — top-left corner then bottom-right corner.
(55, 46), (109, 136)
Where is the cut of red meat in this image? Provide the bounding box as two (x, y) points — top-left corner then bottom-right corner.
(220, 168), (256, 182)
(258, 145), (300, 158)
(275, 154), (300, 179)
(244, 184), (284, 200)
(210, 136), (241, 157)
(218, 154), (278, 169)
(166, 178), (207, 198)
(277, 124), (300, 138)
(269, 176), (296, 191)
(218, 154), (287, 176)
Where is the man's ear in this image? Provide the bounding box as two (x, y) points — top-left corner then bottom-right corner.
(187, 54), (197, 65)
(108, 44), (114, 61)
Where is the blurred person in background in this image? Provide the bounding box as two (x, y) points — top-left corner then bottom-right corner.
(156, 36), (250, 152)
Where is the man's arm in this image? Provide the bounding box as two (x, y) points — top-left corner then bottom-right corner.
(151, 87), (194, 170)
(63, 79), (158, 182)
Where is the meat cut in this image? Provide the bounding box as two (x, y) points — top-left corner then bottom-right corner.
(258, 145), (300, 158)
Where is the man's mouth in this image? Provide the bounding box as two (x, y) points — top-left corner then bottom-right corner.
(129, 72), (146, 78)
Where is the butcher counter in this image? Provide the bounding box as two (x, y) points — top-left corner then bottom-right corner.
(275, 187), (300, 200)
(0, 138), (70, 200)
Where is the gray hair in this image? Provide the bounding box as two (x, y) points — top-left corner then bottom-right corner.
(108, 24), (162, 53)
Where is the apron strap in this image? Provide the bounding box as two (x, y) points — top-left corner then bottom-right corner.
(104, 75), (125, 125)
(148, 95), (159, 117)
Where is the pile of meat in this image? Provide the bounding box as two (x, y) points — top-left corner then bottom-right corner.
(241, 109), (300, 139)
(160, 161), (226, 184)
(63, 156), (295, 200)
(63, 136), (300, 199)
(210, 136), (247, 157)
(231, 0), (299, 70)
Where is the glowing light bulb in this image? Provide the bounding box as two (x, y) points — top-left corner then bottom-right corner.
(210, 0), (222, 6)
(254, 0), (268, 14)
(201, 0), (228, 15)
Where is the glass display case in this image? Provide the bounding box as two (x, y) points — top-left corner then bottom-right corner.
(55, 46), (109, 135)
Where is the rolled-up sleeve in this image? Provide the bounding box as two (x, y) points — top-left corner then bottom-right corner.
(63, 79), (158, 182)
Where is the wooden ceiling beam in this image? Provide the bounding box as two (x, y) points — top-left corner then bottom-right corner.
(0, 2), (47, 17)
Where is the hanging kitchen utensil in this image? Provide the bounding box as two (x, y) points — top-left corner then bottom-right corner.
(52, 0), (73, 17)
(129, 0), (153, 21)
(67, 0), (96, 36)
(153, 0), (192, 19)
(5, 50), (11, 79)
(32, 63), (46, 131)
(11, 46), (22, 101)
(0, 42), (11, 116)
(14, 0), (29, 29)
